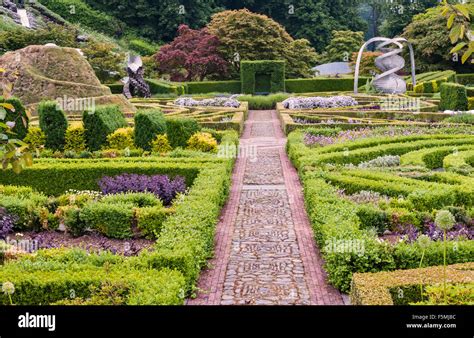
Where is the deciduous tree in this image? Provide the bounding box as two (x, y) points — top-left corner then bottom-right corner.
(156, 25), (229, 81)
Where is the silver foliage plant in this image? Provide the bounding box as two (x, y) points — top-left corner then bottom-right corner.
(282, 96), (358, 109)
(358, 155), (401, 168)
(174, 95), (241, 108)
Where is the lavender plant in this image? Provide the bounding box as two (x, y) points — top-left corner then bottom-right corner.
(0, 208), (15, 240)
(98, 174), (186, 206)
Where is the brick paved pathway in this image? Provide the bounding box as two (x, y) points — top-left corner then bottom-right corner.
(188, 110), (344, 305)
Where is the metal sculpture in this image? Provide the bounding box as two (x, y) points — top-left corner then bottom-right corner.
(354, 37), (416, 94)
(123, 55), (151, 99)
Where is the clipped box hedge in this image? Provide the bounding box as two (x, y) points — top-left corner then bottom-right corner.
(301, 175), (474, 292)
(241, 60), (285, 94)
(286, 131), (474, 292)
(286, 77), (368, 93)
(145, 162), (233, 290)
(0, 249), (186, 305)
(82, 105), (128, 151)
(439, 83), (469, 111)
(455, 73), (474, 86)
(146, 79), (185, 95)
(0, 160), (201, 196)
(350, 262), (474, 305)
(186, 80), (241, 94)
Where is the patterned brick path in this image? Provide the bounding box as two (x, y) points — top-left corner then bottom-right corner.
(187, 110), (344, 305)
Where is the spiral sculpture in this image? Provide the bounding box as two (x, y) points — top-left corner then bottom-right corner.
(354, 37), (416, 94)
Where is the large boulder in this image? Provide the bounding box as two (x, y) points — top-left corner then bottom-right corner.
(0, 44), (136, 115)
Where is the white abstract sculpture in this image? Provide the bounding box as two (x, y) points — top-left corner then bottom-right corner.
(354, 37), (416, 94)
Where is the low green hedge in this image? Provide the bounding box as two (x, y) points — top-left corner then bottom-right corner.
(0, 160), (201, 196)
(145, 79), (185, 95)
(136, 206), (174, 239)
(238, 93), (290, 110)
(302, 176), (474, 292)
(351, 263), (473, 305)
(0, 249), (186, 305)
(145, 162), (232, 290)
(285, 77), (368, 93)
(197, 112), (244, 134)
(400, 145), (474, 169)
(186, 81), (241, 94)
(128, 39), (158, 56)
(286, 131), (474, 292)
(443, 149), (474, 172)
(299, 136), (474, 167)
(455, 73), (474, 86)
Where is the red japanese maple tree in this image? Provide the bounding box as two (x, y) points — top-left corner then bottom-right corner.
(156, 25), (229, 82)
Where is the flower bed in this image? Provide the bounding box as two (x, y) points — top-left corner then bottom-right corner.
(277, 94), (443, 135)
(0, 152), (234, 300)
(287, 126), (474, 293)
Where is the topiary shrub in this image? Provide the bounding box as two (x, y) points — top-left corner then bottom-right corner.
(82, 105), (127, 151)
(80, 202), (134, 239)
(166, 118), (200, 148)
(240, 60), (285, 94)
(106, 127), (134, 150)
(23, 127), (45, 149)
(38, 101), (68, 150)
(134, 109), (166, 151)
(439, 83), (468, 111)
(64, 125), (87, 152)
(186, 132), (218, 153)
(151, 134), (172, 153)
(0, 96), (29, 139)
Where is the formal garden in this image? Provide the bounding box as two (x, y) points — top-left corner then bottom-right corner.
(0, 0), (473, 307)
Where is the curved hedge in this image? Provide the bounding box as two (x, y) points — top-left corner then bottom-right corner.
(0, 249), (185, 305)
(288, 128), (474, 293)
